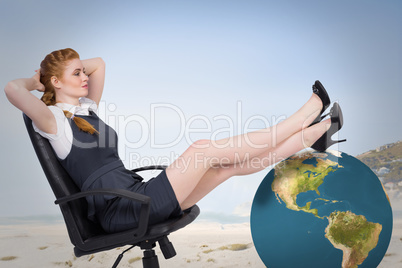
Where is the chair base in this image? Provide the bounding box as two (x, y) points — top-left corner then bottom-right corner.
(143, 249), (159, 268)
(112, 235), (175, 268)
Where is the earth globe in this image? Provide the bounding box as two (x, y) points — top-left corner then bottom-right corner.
(250, 150), (393, 268)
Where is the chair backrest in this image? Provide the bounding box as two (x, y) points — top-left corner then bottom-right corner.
(23, 114), (105, 243)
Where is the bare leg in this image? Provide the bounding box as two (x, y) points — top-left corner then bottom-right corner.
(179, 119), (331, 209)
(166, 93), (324, 206)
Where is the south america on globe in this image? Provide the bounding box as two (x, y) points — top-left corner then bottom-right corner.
(251, 150), (393, 268)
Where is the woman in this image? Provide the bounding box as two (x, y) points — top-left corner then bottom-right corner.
(4, 48), (345, 233)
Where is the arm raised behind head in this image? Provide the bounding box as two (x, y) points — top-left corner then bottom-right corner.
(4, 71), (57, 135)
(81, 57), (105, 106)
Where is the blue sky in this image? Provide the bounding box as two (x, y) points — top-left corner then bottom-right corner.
(0, 0), (401, 218)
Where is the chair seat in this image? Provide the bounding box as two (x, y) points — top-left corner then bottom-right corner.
(74, 205), (200, 257)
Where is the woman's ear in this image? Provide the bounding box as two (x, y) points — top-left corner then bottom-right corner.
(51, 76), (61, 89)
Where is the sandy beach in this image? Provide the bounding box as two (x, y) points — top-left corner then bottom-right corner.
(0, 216), (401, 268)
(0, 222), (265, 268)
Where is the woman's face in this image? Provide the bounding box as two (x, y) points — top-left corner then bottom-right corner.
(55, 58), (88, 102)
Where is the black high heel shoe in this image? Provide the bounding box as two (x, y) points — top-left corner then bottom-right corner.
(311, 102), (347, 152)
(309, 80), (331, 127)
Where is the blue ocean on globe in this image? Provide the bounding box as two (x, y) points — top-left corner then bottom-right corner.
(251, 150), (393, 268)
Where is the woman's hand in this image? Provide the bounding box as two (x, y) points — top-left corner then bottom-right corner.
(33, 69), (45, 92)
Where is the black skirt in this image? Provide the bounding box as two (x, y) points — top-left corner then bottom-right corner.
(97, 169), (183, 233)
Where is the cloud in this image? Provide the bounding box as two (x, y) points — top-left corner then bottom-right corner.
(233, 201), (252, 217)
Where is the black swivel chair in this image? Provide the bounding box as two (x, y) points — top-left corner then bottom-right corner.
(23, 114), (200, 268)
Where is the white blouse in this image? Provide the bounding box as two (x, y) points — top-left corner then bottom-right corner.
(32, 97), (98, 160)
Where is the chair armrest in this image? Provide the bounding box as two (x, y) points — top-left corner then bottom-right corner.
(54, 188), (150, 205)
(131, 165), (167, 173)
(55, 189), (151, 239)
